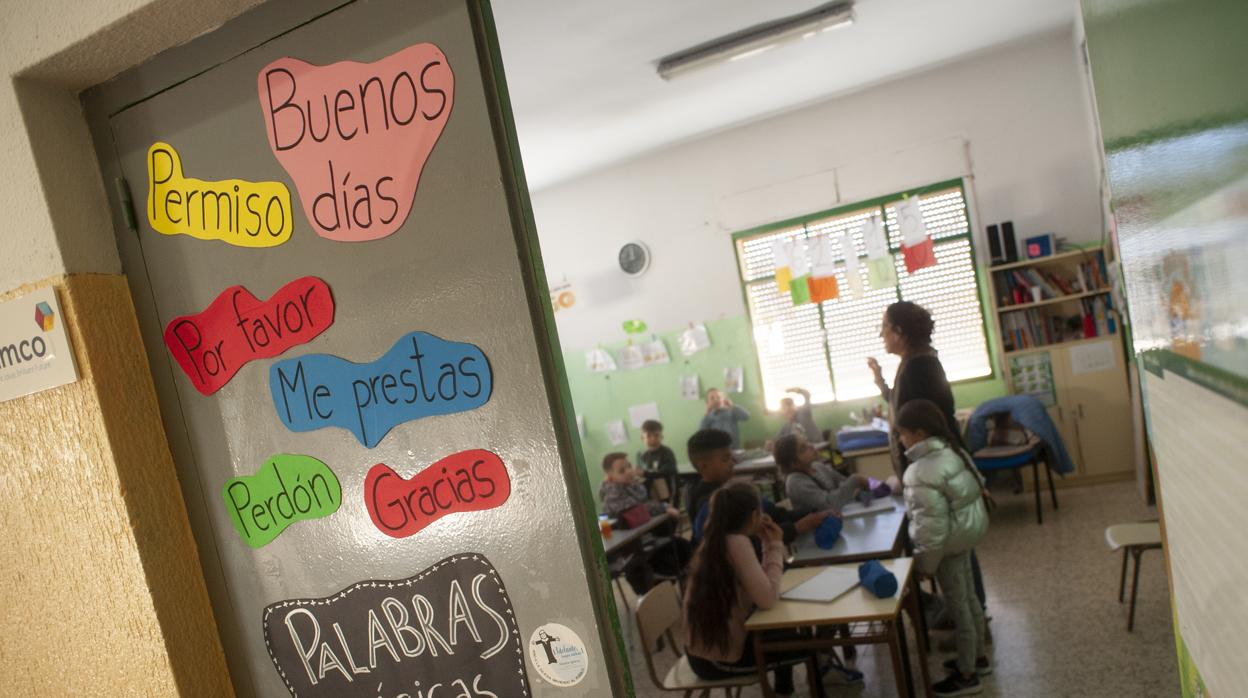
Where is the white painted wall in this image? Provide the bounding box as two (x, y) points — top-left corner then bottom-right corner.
(532, 27), (1104, 351)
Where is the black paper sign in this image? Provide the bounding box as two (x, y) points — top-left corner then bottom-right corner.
(263, 554), (530, 697)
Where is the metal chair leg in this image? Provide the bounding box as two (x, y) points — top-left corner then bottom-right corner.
(1118, 548), (1129, 603)
(1033, 461), (1043, 524)
(1046, 460), (1058, 509)
(1128, 548), (1143, 632)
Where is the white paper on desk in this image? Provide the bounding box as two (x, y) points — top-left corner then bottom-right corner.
(840, 497), (899, 518)
(781, 567), (860, 603)
(628, 402), (660, 429)
(1069, 340), (1116, 375)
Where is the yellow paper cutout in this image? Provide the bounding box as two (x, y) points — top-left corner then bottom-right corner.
(147, 142), (293, 247)
(775, 267), (793, 293)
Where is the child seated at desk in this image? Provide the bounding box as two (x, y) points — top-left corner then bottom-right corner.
(599, 453), (690, 594)
(896, 399), (990, 697)
(776, 386), (822, 441)
(685, 429), (830, 546)
(775, 433), (869, 516)
(637, 419), (678, 504)
(682, 482), (818, 695)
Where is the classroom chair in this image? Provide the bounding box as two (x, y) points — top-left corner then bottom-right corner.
(972, 426), (1057, 524)
(1105, 522), (1163, 632)
(635, 581), (757, 697)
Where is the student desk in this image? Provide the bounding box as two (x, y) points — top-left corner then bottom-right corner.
(601, 512), (672, 559)
(746, 558), (930, 698)
(842, 445), (894, 481)
(676, 459), (783, 502)
(788, 498), (907, 566)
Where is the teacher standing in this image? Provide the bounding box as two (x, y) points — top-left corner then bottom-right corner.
(867, 301), (960, 478)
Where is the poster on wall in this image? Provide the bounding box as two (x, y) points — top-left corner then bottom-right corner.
(724, 366), (745, 394)
(640, 338), (671, 365)
(0, 287), (79, 403)
(680, 374), (701, 401)
(628, 402), (661, 429)
(606, 420), (627, 445)
(679, 324), (711, 356)
(1009, 352), (1056, 407)
(618, 343), (644, 371)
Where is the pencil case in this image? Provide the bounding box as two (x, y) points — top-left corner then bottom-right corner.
(858, 559), (898, 598)
(814, 516), (843, 549)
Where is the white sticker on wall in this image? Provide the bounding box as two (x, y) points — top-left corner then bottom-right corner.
(529, 622), (589, 687)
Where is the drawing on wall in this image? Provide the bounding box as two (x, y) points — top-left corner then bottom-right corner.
(679, 323), (711, 356)
(364, 450), (510, 538)
(529, 622), (590, 687)
(622, 319), (648, 334)
(549, 279), (576, 314)
(606, 419), (627, 445)
(641, 338), (671, 365)
(628, 402), (660, 429)
(257, 44), (455, 242)
(897, 196), (936, 273)
(724, 366), (745, 393)
(1009, 351), (1056, 407)
(163, 276), (335, 394)
(268, 331), (492, 448)
(262, 554), (529, 697)
(223, 454), (341, 548)
(863, 215), (899, 289)
(147, 142), (293, 246)
(586, 347), (616, 372)
(618, 343), (644, 371)
(680, 374), (701, 401)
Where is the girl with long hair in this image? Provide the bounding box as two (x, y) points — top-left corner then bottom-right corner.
(774, 433), (868, 515)
(682, 482), (822, 694)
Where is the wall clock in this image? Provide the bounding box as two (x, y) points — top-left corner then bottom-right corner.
(618, 241), (651, 276)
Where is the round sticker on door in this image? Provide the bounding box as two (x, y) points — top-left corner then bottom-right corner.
(528, 622), (589, 687)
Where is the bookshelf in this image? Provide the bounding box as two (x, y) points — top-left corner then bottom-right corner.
(986, 243), (1133, 483)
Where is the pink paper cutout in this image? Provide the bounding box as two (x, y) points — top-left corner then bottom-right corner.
(257, 44), (455, 242)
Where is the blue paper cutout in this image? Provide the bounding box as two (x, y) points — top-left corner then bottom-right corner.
(269, 331), (492, 447)
(858, 559), (898, 598)
(814, 516), (843, 549)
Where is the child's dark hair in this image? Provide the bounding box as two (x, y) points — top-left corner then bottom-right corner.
(885, 301), (935, 349)
(773, 434), (800, 473)
(641, 419), (663, 434)
(600, 452), (628, 472)
(685, 482), (760, 655)
(687, 428), (733, 462)
(895, 399), (974, 471)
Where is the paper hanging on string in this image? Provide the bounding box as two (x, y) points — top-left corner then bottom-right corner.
(587, 347), (617, 372)
(862, 215), (899, 289)
(772, 240), (793, 293)
(897, 196), (936, 273)
(679, 324), (711, 356)
(807, 235), (840, 303)
(606, 420), (628, 445)
(641, 338), (671, 365)
(787, 239), (813, 305)
(840, 231), (864, 299)
(618, 343), (644, 371)
(680, 374), (701, 400)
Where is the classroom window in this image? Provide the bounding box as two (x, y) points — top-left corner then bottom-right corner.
(735, 181), (992, 408)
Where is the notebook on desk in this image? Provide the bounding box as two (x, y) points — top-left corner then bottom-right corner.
(780, 567), (860, 603)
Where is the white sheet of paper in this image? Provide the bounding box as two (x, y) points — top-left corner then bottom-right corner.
(840, 231), (864, 298)
(724, 366), (744, 393)
(897, 196), (928, 247)
(781, 567), (860, 603)
(680, 374), (701, 400)
(628, 402), (661, 429)
(618, 343), (644, 371)
(809, 235), (837, 277)
(586, 347), (616, 372)
(788, 239), (811, 277)
(641, 339), (671, 365)
(863, 215), (890, 259)
(1069, 340), (1116, 375)
(606, 420), (627, 445)
(680, 324), (712, 356)
(840, 497), (900, 518)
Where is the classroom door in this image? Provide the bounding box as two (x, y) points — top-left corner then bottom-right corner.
(87, 0), (625, 695)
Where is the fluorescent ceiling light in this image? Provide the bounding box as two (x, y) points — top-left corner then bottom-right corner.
(656, 1), (855, 81)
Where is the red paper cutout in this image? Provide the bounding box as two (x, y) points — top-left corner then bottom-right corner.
(257, 44), (455, 242)
(902, 238), (937, 273)
(163, 276), (335, 395)
(807, 276), (840, 303)
(365, 450), (511, 538)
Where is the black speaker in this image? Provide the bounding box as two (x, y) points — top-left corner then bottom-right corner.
(987, 224), (1004, 264)
(1002, 221), (1018, 262)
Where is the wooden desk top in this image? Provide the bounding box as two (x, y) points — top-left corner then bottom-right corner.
(601, 512), (671, 557)
(746, 557), (914, 630)
(789, 498), (907, 566)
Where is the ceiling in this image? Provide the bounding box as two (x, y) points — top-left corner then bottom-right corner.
(491, 0), (1077, 191)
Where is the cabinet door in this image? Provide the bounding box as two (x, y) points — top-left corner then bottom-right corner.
(1061, 340), (1134, 476)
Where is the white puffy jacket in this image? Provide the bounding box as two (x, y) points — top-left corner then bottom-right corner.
(902, 437), (989, 574)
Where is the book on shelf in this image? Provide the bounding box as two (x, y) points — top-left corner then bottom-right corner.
(1001, 294), (1116, 353)
(993, 248), (1109, 308)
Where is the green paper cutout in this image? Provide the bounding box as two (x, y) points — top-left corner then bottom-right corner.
(623, 319), (648, 334)
(223, 454), (341, 547)
(789, 274), (812, 305)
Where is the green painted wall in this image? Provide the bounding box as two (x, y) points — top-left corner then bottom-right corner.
(564, 315), (1004, 505)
